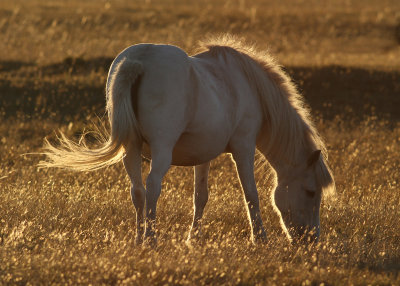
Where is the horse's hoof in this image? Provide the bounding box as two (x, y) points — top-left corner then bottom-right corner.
(135, 236), (144, 246)
(253, 233), (268, 244)
(143, 235), (158, 247)
(187, 231), (201, 242)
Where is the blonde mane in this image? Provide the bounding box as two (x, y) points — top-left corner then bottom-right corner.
(197, 35), (335, 195)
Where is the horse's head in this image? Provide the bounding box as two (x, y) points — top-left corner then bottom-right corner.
(273, 150), (326, 244)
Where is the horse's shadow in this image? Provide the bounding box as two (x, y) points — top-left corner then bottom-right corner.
(288, 65), (400, 124)
(1, 58), (399, 124)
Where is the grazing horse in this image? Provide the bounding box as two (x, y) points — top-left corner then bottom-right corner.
(42, 36), (335, 245)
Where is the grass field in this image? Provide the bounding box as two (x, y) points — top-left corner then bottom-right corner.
(1, 0), (400, 284)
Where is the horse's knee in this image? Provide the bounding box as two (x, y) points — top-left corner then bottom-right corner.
(131, 186), (145, 209)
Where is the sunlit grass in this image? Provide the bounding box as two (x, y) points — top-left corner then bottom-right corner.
(1, 0), (399, 68)
(1, 117), (399, 284)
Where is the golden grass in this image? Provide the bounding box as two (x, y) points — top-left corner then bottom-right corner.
(1, 118), (399, 284)
(1, 0), (400, 68)
(1, 0), (400, 284)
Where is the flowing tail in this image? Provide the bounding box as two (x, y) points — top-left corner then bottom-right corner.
(40, 57), (143, 171)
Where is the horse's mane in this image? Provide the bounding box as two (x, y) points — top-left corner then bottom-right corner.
(197, 35), (335, 196)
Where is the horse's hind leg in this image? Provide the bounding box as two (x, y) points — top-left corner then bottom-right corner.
(231, 146), (267, 243)
(123, 142), (146, 245)
(144, 144), (172, 245)
(188, 162), (210, 241)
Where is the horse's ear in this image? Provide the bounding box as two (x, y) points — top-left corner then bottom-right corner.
(307, 150), (321, 167)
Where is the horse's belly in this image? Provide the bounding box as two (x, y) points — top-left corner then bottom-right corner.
(141, 132), (228, 166)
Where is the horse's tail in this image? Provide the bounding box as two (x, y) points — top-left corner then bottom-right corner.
(40, 57), (143, 171)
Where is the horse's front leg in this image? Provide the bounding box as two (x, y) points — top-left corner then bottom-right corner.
(232, 148), (267, 243)
(144, 145), (172, 245)
(187, 162), (210, 241)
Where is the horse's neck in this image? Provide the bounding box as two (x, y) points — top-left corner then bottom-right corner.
(257, 133), (309, 181)
(270, 156), (302, 180)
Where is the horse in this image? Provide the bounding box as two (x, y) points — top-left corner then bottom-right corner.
(41, 36), (335, 245)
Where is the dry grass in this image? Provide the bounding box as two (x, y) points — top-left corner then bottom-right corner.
(1, 0), (400, 68)
(1, 0), (400, 284)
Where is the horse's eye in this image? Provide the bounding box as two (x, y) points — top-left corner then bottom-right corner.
(305, 189), (316, 198)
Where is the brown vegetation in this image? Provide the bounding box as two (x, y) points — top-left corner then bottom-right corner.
(1, 0), (399, 284)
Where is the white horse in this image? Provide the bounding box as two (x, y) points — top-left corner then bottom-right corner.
(42, 36), (335, 245)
